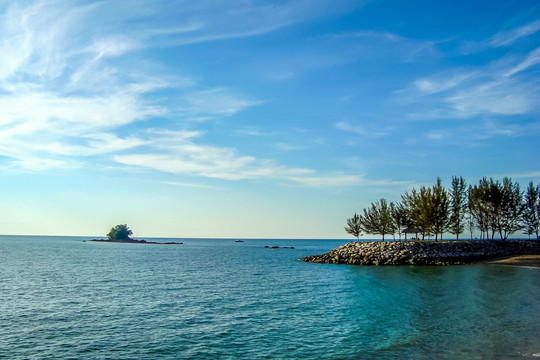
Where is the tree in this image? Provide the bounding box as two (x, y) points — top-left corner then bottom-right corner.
(496, 177), (523, 240)
(359, 198), (395, 241)
(432, 177), (450, 241)
(469, 178), (494, 240)
(390, 201), (408, 241)
(522, 182), (540, 240)
(469, 177), (523, 240)
(467, 185), (475, 240)
(402, 186), (435, 241)
(344, 213), (363, 240)
(449, 176), (467, 240)
(107, 224), (133, 241)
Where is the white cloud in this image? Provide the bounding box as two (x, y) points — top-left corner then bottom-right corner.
(113, 129), (360, 187)
(489, 20), (540, 48)
(505, 46), (540, 77)
(420, 119), (540, 145)
(411, 71), (477, 95)
(445, 79), (535, 117)
(184, 88), (264, 118)
(335, 121), (392, 138)
(0, 0), (368, 188)
(138, 0), (366, 46)
(460, 20), (540, 54)
(400, 54), (539, 120)
(287, 174), (364, 188)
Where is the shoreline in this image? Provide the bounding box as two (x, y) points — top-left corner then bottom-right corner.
(300, 240), (540, 266)
(484, 255), (540, 268)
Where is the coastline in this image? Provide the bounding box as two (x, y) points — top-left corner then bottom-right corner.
(300, 240), (540, 266)
(484, 255), (540, 268)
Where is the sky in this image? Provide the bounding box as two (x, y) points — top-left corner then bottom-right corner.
(0, 0), (539, 239)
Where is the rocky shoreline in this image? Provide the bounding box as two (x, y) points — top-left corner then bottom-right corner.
(300, 240), (540, 266)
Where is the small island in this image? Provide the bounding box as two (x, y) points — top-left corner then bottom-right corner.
(89, 224), (183, 245)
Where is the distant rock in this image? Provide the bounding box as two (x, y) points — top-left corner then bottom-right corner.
(300, 240), (540, 266)
(265, 245), (295, 249)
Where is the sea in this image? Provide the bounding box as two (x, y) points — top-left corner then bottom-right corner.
(1, 236), (539, 359)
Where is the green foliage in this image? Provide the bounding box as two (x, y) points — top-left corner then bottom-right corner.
(432, 177), (450, 241)
(522, 182), (540, 239)
(359, 198), (395, 241)
(401, 186), (436, 240)
(468, 178), (492, 239)
(468, 177), (524, 240)
(348, 176), (531, 242)
(498, 177), (524, 240)
(107, 224), (133, 241)
(344, 213), (363, 240)
(390, 202), (408, 240)
(449, 176), (467, 240)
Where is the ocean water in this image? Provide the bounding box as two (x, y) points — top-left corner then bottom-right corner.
(1, 236), (539, 359)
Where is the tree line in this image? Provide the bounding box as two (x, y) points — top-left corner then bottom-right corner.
(345, 176), (540, 241)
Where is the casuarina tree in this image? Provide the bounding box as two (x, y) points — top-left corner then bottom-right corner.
(449, 176), (467, 240)
(344, 213), (363, 240)
(522, 182), (540, 240)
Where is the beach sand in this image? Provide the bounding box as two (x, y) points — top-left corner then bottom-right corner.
(485, 255), (540, 268)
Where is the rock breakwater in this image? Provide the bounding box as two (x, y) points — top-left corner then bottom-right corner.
(300, 240), (540, 266)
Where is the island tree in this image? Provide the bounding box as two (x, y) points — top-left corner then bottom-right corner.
(107, 224), (133, 241)
(344, 213), (363, 240)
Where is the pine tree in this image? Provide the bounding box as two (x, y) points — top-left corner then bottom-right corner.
(359, 198), (395, 241)
(432, 177), (449, 241)
(402, 186), (435, 241)
(344, 213), (363, 240)
(449, 176), (467, 240)
(522, 182), (539, 240)
(390, 201), (408, 241)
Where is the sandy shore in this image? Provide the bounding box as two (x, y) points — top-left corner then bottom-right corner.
(485, 255), (540, 268)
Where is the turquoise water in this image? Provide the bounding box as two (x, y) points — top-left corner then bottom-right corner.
(1, 236), (539, 359)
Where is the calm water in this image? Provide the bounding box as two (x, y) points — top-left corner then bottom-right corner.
(1, 236), (539, 359)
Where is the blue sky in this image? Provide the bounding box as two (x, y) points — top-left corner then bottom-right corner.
(0, 0), (539, 238)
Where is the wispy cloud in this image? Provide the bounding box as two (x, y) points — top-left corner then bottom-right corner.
(460, 20), (540, 54)
(422, 119), (540, 145)
(183, 88), (264, 118)
(335, 121), (392, 138)
(113, 130), (364, 187)
(504, 46), (540, 77)
(136, 0), (366, 46)
(321, 30), (439, 61)
(0, 1), (266, 175)
(398, 47), (540, 120)
(489, 20), (540, 47)
(161, 181), (216, 189)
